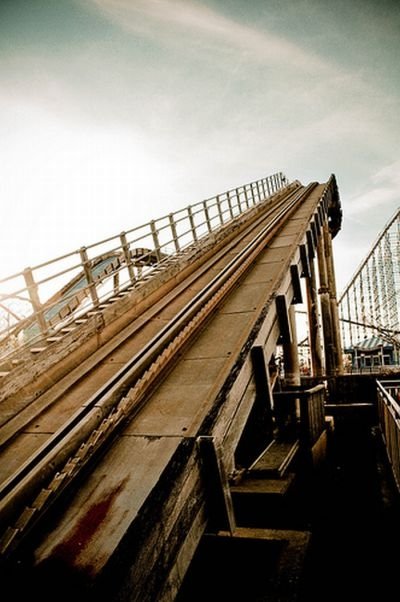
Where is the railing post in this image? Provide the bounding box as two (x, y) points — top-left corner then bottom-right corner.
(250, 183), (257, 205)
(150, 220), (162, 262)
(203, 201), (212, 233)
(187, 206), (198, 243)
(235, 188), (242, 214)
(266, 178), (272, 196)
(113, 271), (120, 295)
(79, 247), (99, 307)
(243, 186), (250, 209)
(23, 267), (48, 337)
(256, 180), (263, 200)
(120, 231), (136, 284)
(168, 214), (180, 252)
(226, 191), (234, 219)
(261, 179), (267, 198)
(216, 195), (224, 224)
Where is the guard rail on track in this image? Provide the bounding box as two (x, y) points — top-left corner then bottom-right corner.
(0, 172), (287, 362)
(0, 178), (311, 560)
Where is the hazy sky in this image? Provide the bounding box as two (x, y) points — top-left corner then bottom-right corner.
(1, 0), (399, 291)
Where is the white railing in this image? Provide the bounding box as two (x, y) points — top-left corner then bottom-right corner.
(377, 379), (400, 491)
(0, 172), (288, 361)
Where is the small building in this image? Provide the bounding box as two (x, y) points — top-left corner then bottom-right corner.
(346, 335), (397, 369)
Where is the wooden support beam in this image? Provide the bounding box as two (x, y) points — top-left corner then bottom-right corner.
(299, 244), (310, 279)
(290, 265), (303, 304)
(282, 304), (301, 388)
(310, 220), (317, 249)
(276, 295), (292, 344)
(306, 230), (315, 259)
(251, 344), (274, 427)
(198, 436), (236, 534)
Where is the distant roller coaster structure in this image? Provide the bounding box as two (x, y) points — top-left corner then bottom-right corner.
(338, 207), (400, 360)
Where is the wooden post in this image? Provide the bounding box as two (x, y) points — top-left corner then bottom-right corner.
(235, 188), (242, 214)
(261, 178), (267, 199)
(202, 201), (212, 233)
(216, 195), (224, 224)
(256, 180), (263, 201)
(113, 271), (120, 295)
(23, 268), (48, 337)
(187, 206), (198, 242)
(316, 230), (335, 376)
(198, 436), (236, 534)
(305, 255), (324, 378)
(282, 304), (301, 387)
(150, 220), (162, 261)
(169, 214), (181, 252)
(120, 231), (136, 284)
(226, 191), (234, 219)
(243, 185), (250, 209)
(79, 247), (99, 308)
(323, 223), (344, 374)
(250, 182), (257, 204)
(276, 295), (300, 387)
(251, 344), (274, 430)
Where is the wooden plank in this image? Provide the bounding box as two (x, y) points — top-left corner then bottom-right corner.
(306, 229), (315, 259)
(275, 295), (292, 344)
(290, 264), (303, 304)
(249, 439), (300, 477)
(203, 527), (311, 602)
(299, 244), (310, 278)
(198, 436), (236, 534)
(230, 473), (295, 496)
(251, 345), (273, 422)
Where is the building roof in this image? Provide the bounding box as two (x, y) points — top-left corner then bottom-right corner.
(353, 335), (393, 351)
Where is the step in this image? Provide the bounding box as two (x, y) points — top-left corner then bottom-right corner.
(60, 326), (77, 333)
(30, 347), (48, 354)
(0, 371), (10, 378)
(46, 336), (63, 343)
(231, 473), (295, 497)
(249, 439), (300, 478)
(182, 527), (311, 602)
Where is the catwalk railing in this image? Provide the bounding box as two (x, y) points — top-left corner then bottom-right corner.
(274, 384), (326, 447)
(377, 379), (400, 492)
(0, 172), (288, 362)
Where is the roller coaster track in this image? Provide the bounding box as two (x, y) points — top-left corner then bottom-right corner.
(0, 181), (314, 562)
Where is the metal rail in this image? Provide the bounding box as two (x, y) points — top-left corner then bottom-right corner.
(0, 184), (299, 446)
(376, 379), (400, 492)
(0, 181), (312, 560)
(0, 173), (287, 364)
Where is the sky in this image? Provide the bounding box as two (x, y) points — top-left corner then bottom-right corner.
(0, 0), (399, 293)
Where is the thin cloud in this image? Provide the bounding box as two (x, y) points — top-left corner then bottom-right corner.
(346, 160), (400, 216)
(85, 0), (333, 73)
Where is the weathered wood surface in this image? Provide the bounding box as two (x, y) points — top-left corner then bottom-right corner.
(2, 180), (340, 601)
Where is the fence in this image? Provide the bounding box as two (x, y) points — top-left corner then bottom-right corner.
(376, 379), (400, 492)
(0, 172), (288, 362)
(273, 383), (326, 447)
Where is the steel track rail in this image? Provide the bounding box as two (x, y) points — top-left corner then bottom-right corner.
(0, 183), (316, 559)
(0, 184), (299, 448)
(0, 185), (301, 487)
